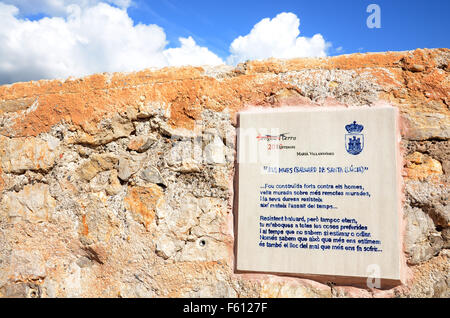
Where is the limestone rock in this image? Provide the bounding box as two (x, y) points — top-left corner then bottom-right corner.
(10, 249), (46, 280)
(78, 153), (119, 181)
(404, 206), (442, 265)
(124, 185), (164, 230)
(79, 194), (121, 245)
(106, 170), (122, 195)
(0, 183), (56, 223)
(184, 281), (237, 298)
(160, 194), (202, 240)
(166, 140), (202, 172)
(88, 170), (122, 195)
(408, 64), (425, 73)
(117, 156), (141, 181)
(127, 135), (156, 153)
(442, 228), (450, 248)
(406, 140), (449, 175)
(139, 166), (166, 186)
(259, 278), (331, 298)
(405, 180), (449, 228)
(155, 234), (184, 260)
(70, 114), (135, 146)
(0, 136), (58, 173)
(203, 135), (226, 164)
(0, 282), (42, 298)
(190, 197), (228, 239)
(405, 152), (443, 181)
(177, 238), (229, 262)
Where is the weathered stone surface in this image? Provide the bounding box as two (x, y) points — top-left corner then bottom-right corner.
(105, 170), (122, 196)
(70, 114), (135, 146)
(124, 185), (164, 230)
(79, 193), (121, 245)
(78, 153), (119, 181)
(0, 97), (37, 114)
(0, 183), (56, 223)
(405, 152), (443, 181)
(10, 249), (47, 280)
(401, 253), (450, 298)
(404, 206), (443, 265)
(406, 140), (450, 176)
(259, 278), (331, 298)
(127, 135), (156, 153)
(117, 155), (142, 181)
(166, 139), (202, 172)
(405, 180), (449, 228)
(0, 136), (58, 173)
(0, 282), (42, 298)
(0, 49), (448, 298)
(139, 166), (166, 186)
(442, 228), (450, 249)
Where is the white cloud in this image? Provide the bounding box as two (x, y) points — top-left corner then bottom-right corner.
(227, 12), (330, 65)
(0, 3), (330, 84)
(1, 0), (132, 16)
(164, 36), (224, 67)
(0, 2), (223, 84)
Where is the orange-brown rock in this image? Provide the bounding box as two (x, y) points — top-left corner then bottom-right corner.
(127, 135), (156, 152)
(124, 185), (164, 230)
(405, 152), (443, 181)
(0, 136), (59, 173)
(0, 49), (447, 140)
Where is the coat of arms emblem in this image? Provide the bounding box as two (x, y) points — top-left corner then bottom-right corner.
(345, 121), (364, 155)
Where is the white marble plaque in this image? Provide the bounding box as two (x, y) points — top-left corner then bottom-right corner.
(236, 106), (402, 284)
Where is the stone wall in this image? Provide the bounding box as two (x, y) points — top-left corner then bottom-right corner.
(0, 48), (448, 298)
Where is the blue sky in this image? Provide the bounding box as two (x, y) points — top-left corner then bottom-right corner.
(128, 0), (450, 58)
(0, 0), (448, 84)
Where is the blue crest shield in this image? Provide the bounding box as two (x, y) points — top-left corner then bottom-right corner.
(345, 134), (364, 155)
(345, 121), (364, 155)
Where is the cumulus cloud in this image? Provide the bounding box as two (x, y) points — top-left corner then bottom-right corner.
(228, 12), (330, 65)
(0, 2), (223, 84)
(0, 3), (330, 84)
(164, 37), (225, 67)
(1, 0), (132, 16)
